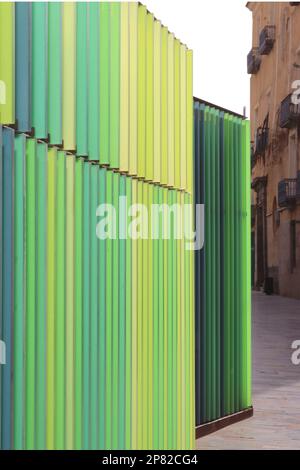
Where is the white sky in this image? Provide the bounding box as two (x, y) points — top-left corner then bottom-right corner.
(145, 0), (252, 116)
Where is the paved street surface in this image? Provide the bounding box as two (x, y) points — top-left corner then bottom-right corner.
(197, 292), (300, 450)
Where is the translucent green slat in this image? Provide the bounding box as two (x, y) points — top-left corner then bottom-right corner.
(112, 172), (120, 448)
(76, 3), (88, 156)
(88, 2), (99, 161)
(119, 176), (126, 449)
(110, 2), (120, 169)
(105, 170), (113, 449)
(74, 158), (84, 449)
(83, 163), (91, 449)
(48, 3), (62, 145)
(25, 139), (36, 449)
(32, 2), (47, 139)
(0, 3), (15, 124)
(99, 2), (110, 165)
(13, 134), (26, 450)
(55, 151), (66, 450)
(125, 178), (132, 450)
(90, 164), (99, 450)
(137, 5), (146, 178)
(98, 167), (106, 449)
(36, 142), (47, 449)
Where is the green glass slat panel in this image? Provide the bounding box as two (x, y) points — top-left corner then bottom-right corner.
(90, 164), (99, 450)
(142, 183), (149, 448)
(74, 158), (84, 449)
(128, 3), (138, 175)
(88, 2), (99, 161)
(161, 27), (168, 185)
(125, 178), (132, 450)
(148, 184), (154, 448)
(157, 188), (164, 448)
(55, 151), (66, 450)
(167, 190), (173, 449)
(46, 148), (56, 449)
(99, 2), (110, 165)
(62, 4), (76, 151)
(36, 142), (47, 449)
(168, 34), (175, 188)
(25, 139), (36, 449)
(137, 5), (146, 178)
(152, 186), (159, 449)
(131, 179), (138, 449)
(145, 13), (154, 181)
(76, 3), (88, 156)
(153, 21), (161, 183)
(83, 163), (91, 449)
(105, 170), (113, 449)
(0, 3), (15, 124)
(110, 3), (120, 169)
(0, 125), (2, 450)
(48, 3), (62, 145)
(112, 172), (119, 449)
(120, 3), (129, 172)
(13, 134), (26, 450)
(119, 176), (126, 449)
(32, 2), (48, 139)
(136, 181), (143, 449)
(98, 168), (106, 449)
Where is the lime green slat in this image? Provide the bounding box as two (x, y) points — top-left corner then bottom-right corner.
(62, 3), (76, 151)
(168, 34), (175, 188)
(161, 27), (168, 186)
(76, 3), (88, 156)
(48, 3), (62, 145)
(148, 184), (154, 448)
(46, 148), (56, 449)
(36, 142), (47, 449)
(83, 163), (90, 449)
(99, 2), (110, 165)
(137, 181), (143, 449)
(119, 176), (126, 449)
(32, 2), (47, 139)
(105, 170), (113, 449)
(55, 151), (66, 450)
(184, 192), (191, 449)
(25, 139), (36, 449)
(177, 191), (183, 448)
(88, 2), (99, 161)
(131, 179), (138, 448)
(153, 21), (161, 183)
(171, 191), (177, 448)
(186, 50), (193, 194)
(0, 3), (15, 124)
(13, 134), (25, 449)
(152, 186), (159, 449)
(112, 173), (120, 448)
(75, 158), (84, 449)
(174, 38), (180, 189)
(146, 13), (154, 182)
(128, 2), (138, 175)
(98, 168), (106, 449)
(211, 109), (217, 421)
(120, 3), (129, 172)
(137, 5), (146, 178)
(110, 3), (121, 169)
(167, 191), (173, 449)
(157, 188), (164, 448)
(142, 184), (149, 448)
(180, 45), (187, 191)
(125, 178), (132, 450)
(163, 189), (168, 448)
(90, 164), (99, 450)
(66, 155), (75, 449)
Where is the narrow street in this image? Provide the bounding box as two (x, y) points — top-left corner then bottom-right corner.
(197, 292), (300, 450)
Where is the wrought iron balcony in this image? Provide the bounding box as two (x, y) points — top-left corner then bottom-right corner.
(296, 171), (300, 200)
(278, 178), (297, 208)
(279, 93), (300, 128)
(259, 25), (275, 55)
(247, 47), (261, 74)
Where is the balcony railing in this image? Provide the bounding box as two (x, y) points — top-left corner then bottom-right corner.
(259, 25), (275, 55)
(278, 178), (297, 207)
(247, 47), (261, 74)
(279, 93), (300, 128)
(297, 171), (300, 200)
